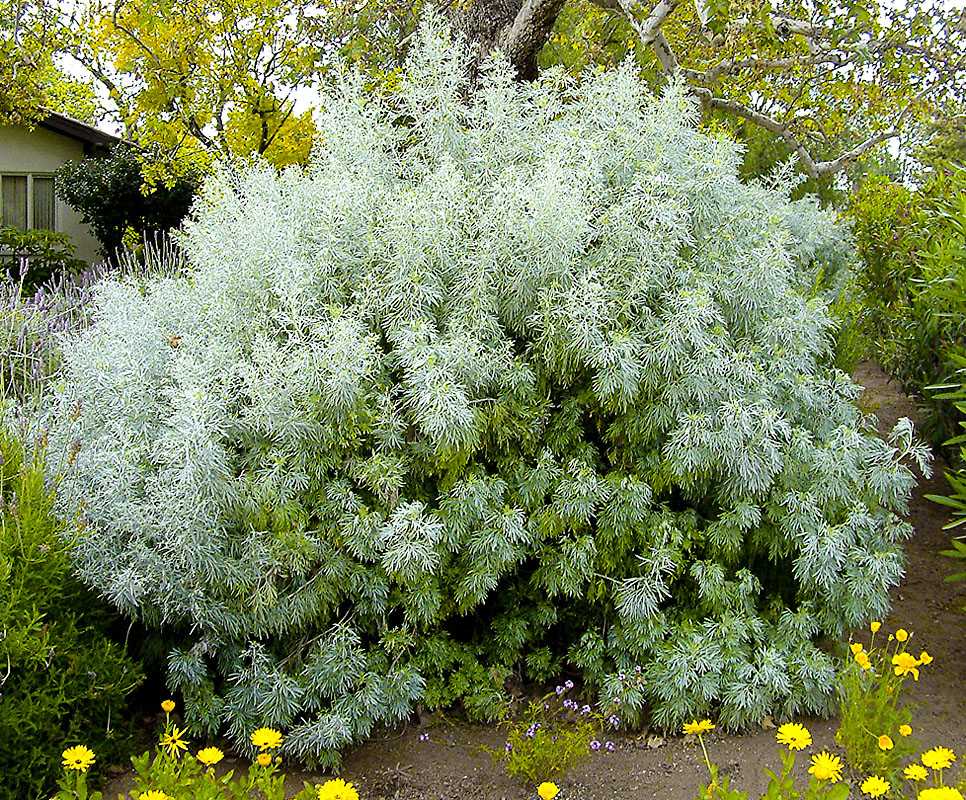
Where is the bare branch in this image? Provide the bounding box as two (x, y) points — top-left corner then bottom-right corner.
(616, 0), (681, 46)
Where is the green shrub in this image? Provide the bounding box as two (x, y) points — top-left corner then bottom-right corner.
(0, 225), (86, 290)
(45, 19), (925, 765)
(0, 424), (143, 800)
(847, 169), (966, 448)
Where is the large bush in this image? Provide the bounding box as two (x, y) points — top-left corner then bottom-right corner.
(0, 425), (143, 800)
(45, 23), (927, 765)
(847, 169), (966, 447)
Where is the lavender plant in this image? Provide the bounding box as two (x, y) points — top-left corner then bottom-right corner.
(44, 18), (928, 765)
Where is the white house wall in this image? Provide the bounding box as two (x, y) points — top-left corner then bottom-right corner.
(0, 123), (103, 264)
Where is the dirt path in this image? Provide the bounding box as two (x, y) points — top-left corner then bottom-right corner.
(109, 363), (966, 800)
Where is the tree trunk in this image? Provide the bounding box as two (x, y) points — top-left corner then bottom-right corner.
(448, 0), (567, 80)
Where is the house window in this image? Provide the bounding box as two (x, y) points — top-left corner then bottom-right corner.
(0, 174), (57, 231)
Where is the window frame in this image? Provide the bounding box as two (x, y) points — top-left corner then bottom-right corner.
(0, 172), (58, 231)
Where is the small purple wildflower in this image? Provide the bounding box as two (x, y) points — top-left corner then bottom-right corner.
(605, 741), (616, 752)
(590, 740), (602, 751)
(580, 704), (591, 715)
(607, 714), (621, 728)
(504, 741), (513, 753)
(418, 732), (430, 742)
(555, 685), (565, 695)
(564, 679), (574, 690)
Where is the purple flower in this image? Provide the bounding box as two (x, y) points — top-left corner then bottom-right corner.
(618, 672), (626, 681)
(590, 740), (602, 751)
(563, 699), (575, 709)
(504, 741), (513, 752)
(564, 680), (574, 690)
(418, 732), (430, 742)
(605, 741), (616, 752)
(580, 704), (591, 715)
(555, 685), (565, 695)
(608, 714), (621, 728)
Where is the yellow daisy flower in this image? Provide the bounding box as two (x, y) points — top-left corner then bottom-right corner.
(317, 778), (360, 800)
(62, 745), (96, 773)
(870, 621), (881, 633)
(878, 735), (894, 751)
(895, 628), (909, 642)
(683, 719), (715, 735)
(856, 651), (872, 670)
(921, 747), (956, 771)
(537, 783), (560, 800)
(776, 723), (812, 751)
(850, 642), (864, 655)
(256, 752), (273, 767)
(808, 751), (843, 783)
(161, 699), (176, 714)
(860, 775), (890, 798)
(138, 792), (172, 800)
(250, 727), (283, 751)
(196, 746), (224, 767)
(160, 726), (189, 758)
(903, 762), (928, 781)
(918, 789), (965, 800)
(918, 651), (933, 665)
(899, 724), (912, 737)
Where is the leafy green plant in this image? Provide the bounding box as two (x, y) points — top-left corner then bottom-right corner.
(0, 225), (86, 289)
(0, 424), (143, 800)
(54, 701), (357, 800)
(45, 18), (925, 763)
(835, 622), (923, 780)
(55, 145), (197, 261)
(486, 682), (607, 784)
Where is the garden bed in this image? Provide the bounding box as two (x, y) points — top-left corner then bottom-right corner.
(102, 362), (966, 800)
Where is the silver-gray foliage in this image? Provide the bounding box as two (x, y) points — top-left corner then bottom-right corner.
(45, 19), (929, 762)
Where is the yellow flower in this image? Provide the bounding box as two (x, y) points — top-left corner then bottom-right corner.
(138, 793), (172, 800)
(537, 783), (560, 800)
(878, 735), (895, 751)
(899, 725), (912, 737)
(776, 723), (812, 751)
(160, 725), (189, 758)
(870, 621), (881, 633)
(256, 752), (273, 767)
(918, 789), (965, 800)
(921, 747), (957, 771)
(250, 727), (283, 751)
(895, 628), (909, 642)
(161, 699), (176, 714)
(808, 751), (843, 783)
(918, 651), (933, 665)
(62, 745), (96, 773)
(683, 719), (715, 735)
(861, 775), (891, 798)
(850, 642), (864, 655)
(317, 778), (360, 800)
(855, 651), (872, 670)
(892, 651), (921, 681)
(196, 746), (224, 767)
(904, 763), (928, 781)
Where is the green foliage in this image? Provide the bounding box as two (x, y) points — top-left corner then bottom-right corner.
(0, 425), (143, 800)
(55, 146), (197, 259)
(46, 20), (924, 764)
(835, 630), (918, 781)
(54, 712), (335, 800)
(0, 225), (86, 289)
(847, 169), (966, 448)
(486, 685), (605, 784)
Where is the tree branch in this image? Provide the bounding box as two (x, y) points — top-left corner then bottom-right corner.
(498, 0), (568, 79)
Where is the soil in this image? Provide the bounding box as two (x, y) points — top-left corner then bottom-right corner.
(105, 362), (966, 800)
